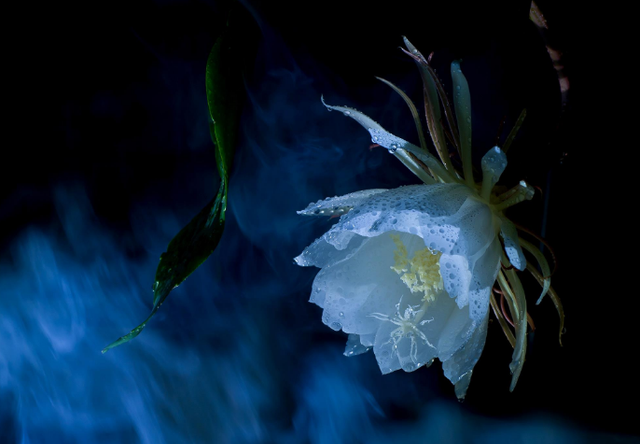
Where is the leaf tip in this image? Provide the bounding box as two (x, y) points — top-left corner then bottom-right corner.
(102, 337), (125, 353)
(101, 340), (120, 354)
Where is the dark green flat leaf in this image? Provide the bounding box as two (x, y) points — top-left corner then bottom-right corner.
(102, 184), (226, 353)
(103, 3), (255, 353)
(207, 28), (244, 183)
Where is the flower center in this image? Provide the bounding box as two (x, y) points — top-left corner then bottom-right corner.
(390, 234), (444, 303)
(365, 234), (447, 368)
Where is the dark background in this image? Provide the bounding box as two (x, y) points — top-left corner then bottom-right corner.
(3, 0), (635, 443)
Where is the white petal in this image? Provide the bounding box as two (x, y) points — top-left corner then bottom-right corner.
(436, 304), (475, 360)
(371, 284), (466, 374)
(404, 291), (457, 367)
(297, 184), (482, 269)
(442, 311), (490, 399)
(343, 334), (372, 357)
(466, 239), (502, 323)
(295, 233), (366, 269)
(374, 321), (402, 374)
(297, 189), (388, 217)
(439, 254), (472, 307)
(311, 233), (406, 336)
(447, 196), (498, 260)
(358, 332), (376, 347)
(325, 184), (475, 250)
(500, 218), (526, 271)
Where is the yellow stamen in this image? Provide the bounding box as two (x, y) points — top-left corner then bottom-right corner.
(390, 234), (443, 302)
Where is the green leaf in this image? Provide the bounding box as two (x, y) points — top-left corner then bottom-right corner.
(103, 4), (252, 353)
(102, 185), (226, 353)
(207, 28), (244, 184)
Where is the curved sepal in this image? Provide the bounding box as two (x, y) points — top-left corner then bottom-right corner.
(322, 98), (455, 184)
(500, 218), (526, 271)
(480, 146), (507, 200)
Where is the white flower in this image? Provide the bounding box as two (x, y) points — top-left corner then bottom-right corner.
(296, 177), (513, 398)
(295, 38), (563, 399)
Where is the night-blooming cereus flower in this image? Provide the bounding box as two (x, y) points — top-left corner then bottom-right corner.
(295, 38), (564, 399)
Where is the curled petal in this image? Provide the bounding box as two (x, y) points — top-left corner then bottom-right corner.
(442, 310), (490, 399)
(321, 97), (455, 184)
(480, 146), (507, 200)
(500, 218), (526, 271)
(311, 233), (405, 336)
(519, 237), (551, 303)
(298, 189), (388, 217)
(344, 334), (372, 357)
(294, 233), (368, 269)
